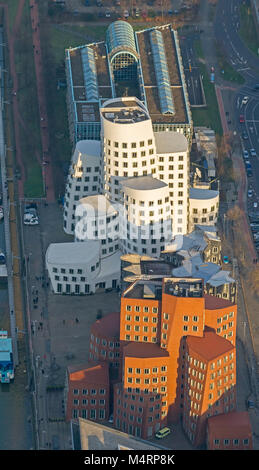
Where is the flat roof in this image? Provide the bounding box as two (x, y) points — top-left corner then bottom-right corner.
(121, 174), (167, 191)
(154, 131), (188, 154)
(101, 98), (149, 124)
(91, 312), (120, 338)
(66, 23), (192, 132)
(68, 362), (109, 383)
(123, 279), (162, 300)
(204, 294), (236, 310)
(207, 411), (252, 438)
(78, 418), (167, 450)
(189, 187), (219, 200)
(136, 25), (189, 125)
(186, 330), (234, 361)
(123, 342), (169, 359)
(46, 240), (100, 265)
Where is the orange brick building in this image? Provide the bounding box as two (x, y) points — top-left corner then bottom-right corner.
(207, 411), (253, 449)
(64, 275), (245, 447)
(65, 362), (109, 422)
(113, 277), (238, 443)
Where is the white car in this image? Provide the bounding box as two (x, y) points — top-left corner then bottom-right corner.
(242, 96), (249, 105)
(248, 190), (253, 198)
(243, 150), (249, 159)
(250, 149), (257, 157)
(24, 213), (39, 225)
(124, 10), (129, 18)
(253, 202), (258, 208)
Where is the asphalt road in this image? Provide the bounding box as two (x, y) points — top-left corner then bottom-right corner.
(214, 0), (259, 252)
(179, 33), (205, 107)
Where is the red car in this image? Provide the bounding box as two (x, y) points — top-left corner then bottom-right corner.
(239, 114), (245, 123)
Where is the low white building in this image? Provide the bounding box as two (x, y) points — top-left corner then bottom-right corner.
(46, 240), (121, 295)
(189, 187), (219, 231)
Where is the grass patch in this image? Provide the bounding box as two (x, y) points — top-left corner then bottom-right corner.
(192, 43), (223, 136)
(14, 0), (44, 198)
(215, 41), (245, 85)
(0, 0), (20, 32)
(239, 3), (259, 56)
(24, 163), (44, 198)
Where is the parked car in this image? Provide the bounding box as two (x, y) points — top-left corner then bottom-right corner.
(246, 399), (255, 409)
(243, 150), (249, 159)
(250, 148), (257, 157)
(242, 131), (248, 140)
(242, 96), (249, 105)
(248, 189), (253, 198)
(222, 255), (229, 264)
(254, 202), (258, 208)
(239, 114), (245, 123)
(155, 427), (171, 439)
(24, 204), (39, 226)
(124, 10), (129, 18)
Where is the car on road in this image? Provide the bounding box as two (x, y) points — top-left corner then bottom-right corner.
(24, 204), (39, 226)
(246, 399), (255, 409)
(243, 150), (249, 159)
(241, 96), (249, 105)
(250, 149), (257, 157)
(242, 131), (248, 140)
(248, 189), (253, 198)
(124, 10), (129, 17)
(254, 84), (259, 91)
(155, 427), (171, 439)
(239, 114), (245, 123)
(254, 202), (258, 208)
(222, 255), (229, 264)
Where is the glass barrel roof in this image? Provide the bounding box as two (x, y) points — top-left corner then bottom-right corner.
(81, 46), (99, 102)
(106, 20), (137, 59)
(150, 29), (175, 115)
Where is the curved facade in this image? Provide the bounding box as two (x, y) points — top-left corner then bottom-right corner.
(120, 175), (172, 256)
(189, 188), (219, 232)
(64, 140), (102, 235)
(75, 194), (120, 259)
(101, 97), (158, 203)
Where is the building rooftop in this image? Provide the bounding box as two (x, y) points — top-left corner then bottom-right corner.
(207, 411), (252, 439)
(136, 25), (190, 125)
(78, 194), (117, 217)
(189, 187), (219, 200)
(101, 97), (150, 124)
(68, 362), (109, 383)
(73, 140), (101, 160)
(186, 330), (234, 362)
(123, 342), (169, 359)
(163, 277), (204, 298)
(66, 22), (192, 139)
(204, 294), (236, 310)
(121, 174), (168, 191)
(123, 279), (162, 300)
(46, 240), (100, 266)
(75, 418), (167, 450)
(91, 312), (120, 339)
(154, 131), (188, 154)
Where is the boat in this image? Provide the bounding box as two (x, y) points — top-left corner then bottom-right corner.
(0, 330), (14, 383)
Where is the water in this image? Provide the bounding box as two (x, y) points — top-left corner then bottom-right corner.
(0, 220), (34, 449)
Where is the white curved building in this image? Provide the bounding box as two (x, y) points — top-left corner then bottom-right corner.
(74, 194), (120, 259)
(100, 97), (158, 203)
(46, 240), (121, 295)
(189, 187), (219, 232)
(63, 140), (102, 235)
(120, 175), (172, 256)
(154, 131), (189, 236)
